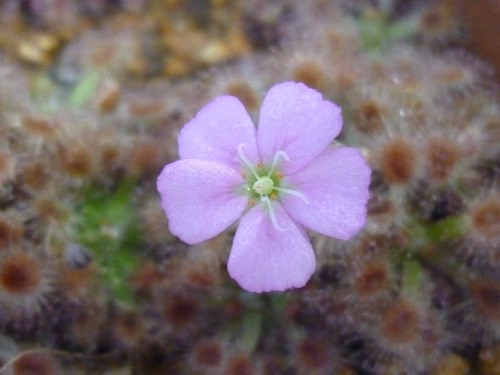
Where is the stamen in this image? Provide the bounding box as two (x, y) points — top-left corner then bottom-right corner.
(261, 196), (284, 231)
(267, 150), (290, 177)
(273, 187), (309, 204)
(237, 143), (259, 179)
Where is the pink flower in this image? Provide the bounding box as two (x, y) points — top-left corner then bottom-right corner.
(157, 82), (371, 293)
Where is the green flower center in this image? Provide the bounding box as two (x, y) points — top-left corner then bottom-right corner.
(237, 143), (309, 230)
(253, 176), (274, 196)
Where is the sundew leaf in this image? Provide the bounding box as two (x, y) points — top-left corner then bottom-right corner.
(75, 179), (144, 304)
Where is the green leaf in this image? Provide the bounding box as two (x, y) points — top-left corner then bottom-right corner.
(359, 14), (387, 53)
(75, 179), (143, 305)
(425, 216), (466, 243)
(269, 293), (290, 313)
(239, 310), (263, 354)
(406, 215), (466, 248)
(387, 17), (420, 41)
(69, 72), (100, 107)
(401, 258), (422, 296)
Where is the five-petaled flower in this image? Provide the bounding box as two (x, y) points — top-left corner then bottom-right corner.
(157, 81), (371, 292)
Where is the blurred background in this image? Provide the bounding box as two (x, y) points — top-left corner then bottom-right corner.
(0, 1), (498, 374)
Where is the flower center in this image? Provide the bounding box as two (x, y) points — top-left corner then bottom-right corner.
(252, 176), (274, 196)
(237, 143), (309, 231)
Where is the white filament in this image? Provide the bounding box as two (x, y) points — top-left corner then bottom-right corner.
(267, 150), (290, 177)
(261, 195), (284, 232)
(237, 143), (259, 179)
(274, 186), (309, 204)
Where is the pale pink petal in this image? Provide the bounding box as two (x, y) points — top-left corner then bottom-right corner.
(282, 147), (371, 240)
(156, 159), (248, 244)
(257, 81), (342, 174)
(228, 203), (316, 293)
(178, 96), (259, 171)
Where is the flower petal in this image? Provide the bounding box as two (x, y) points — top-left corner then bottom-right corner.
(282, 147), (371, 240)
(178, 95), (259, 171)
(157, 159), (248, 244)
(228, 203), (316, 293)
(257, 81), (342, 174)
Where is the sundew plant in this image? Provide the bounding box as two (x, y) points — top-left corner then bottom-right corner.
(0, 1), (499, 374)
